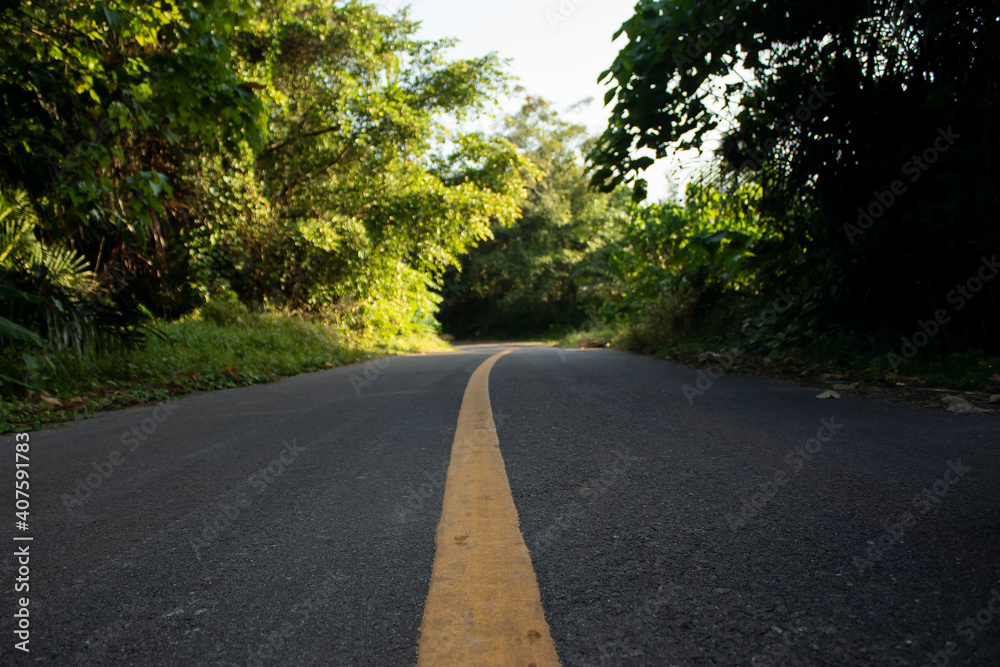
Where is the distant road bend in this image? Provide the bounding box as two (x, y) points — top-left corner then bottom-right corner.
(4, 343), (999, 665)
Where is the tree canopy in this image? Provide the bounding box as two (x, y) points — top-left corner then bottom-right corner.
(438, 97), (629, 338)
(1, 0), (536, 393)
(590, 0), (999, 352)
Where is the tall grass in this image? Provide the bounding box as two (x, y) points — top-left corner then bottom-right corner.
(0, 300), (450, 431)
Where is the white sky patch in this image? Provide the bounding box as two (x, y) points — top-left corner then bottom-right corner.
(375, 0), (716, 202)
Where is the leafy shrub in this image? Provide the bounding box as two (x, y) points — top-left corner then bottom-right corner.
(196, 289), (253, 327)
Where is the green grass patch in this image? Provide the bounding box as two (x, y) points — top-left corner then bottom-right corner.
(1, 306), (451, 432)
(555, 323), (619, 349)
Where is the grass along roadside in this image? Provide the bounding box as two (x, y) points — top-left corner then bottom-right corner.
(556, 323), (1000, 412)
(0, 308), (451, 433)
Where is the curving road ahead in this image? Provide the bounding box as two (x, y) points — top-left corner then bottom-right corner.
(4, 343), (1000, 665)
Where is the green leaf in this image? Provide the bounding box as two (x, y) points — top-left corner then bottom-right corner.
(0, 285), (42, 305)
(0, 316), (44, 346)
(102, 5), (121, 29)
(0, 371), (34, 390)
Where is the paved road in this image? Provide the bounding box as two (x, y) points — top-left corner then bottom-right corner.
(3, 344), (999, 665)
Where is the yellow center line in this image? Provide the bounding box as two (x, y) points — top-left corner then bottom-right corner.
(417, 350), (561, 666)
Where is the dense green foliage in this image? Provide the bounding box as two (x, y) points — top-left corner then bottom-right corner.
(439, 98), (630, 338)
(603, 182), (773, 330)
(4, 0), (996, 410)
(1, 0), (531, 400)
(599, 181), (836, 365)
(188, 1), (532, 332)
(0, 186), (104, 391)
(1, 0), (261, 234)
(590, 0), (1000, 358)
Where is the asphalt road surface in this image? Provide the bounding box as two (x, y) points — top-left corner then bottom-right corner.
(3, 343), (999, 665)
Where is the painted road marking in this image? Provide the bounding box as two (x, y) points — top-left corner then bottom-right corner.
(417, 351), (560, 666)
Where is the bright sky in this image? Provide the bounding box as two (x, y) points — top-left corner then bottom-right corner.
(375, 0), (700, 202)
